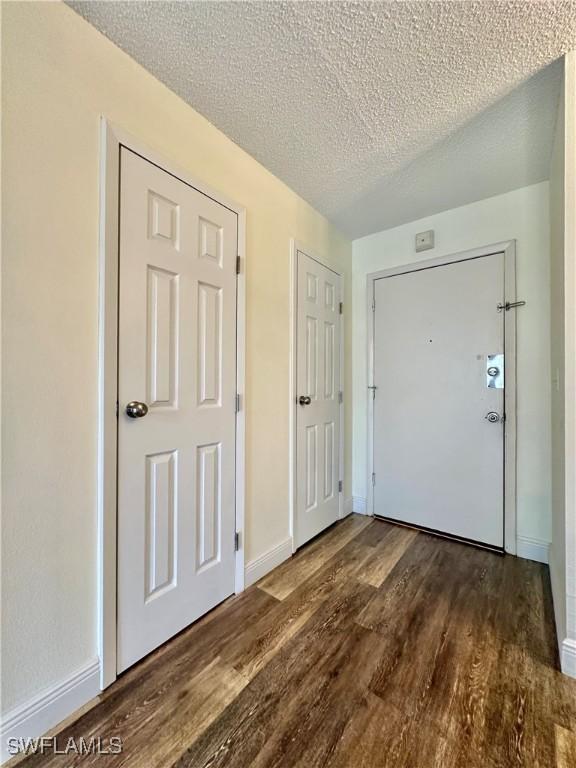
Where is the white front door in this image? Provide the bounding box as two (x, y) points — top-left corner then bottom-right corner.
(295, 251), (342, 548)
(117, 148), (237, 672)
(372, 253), (505, 548)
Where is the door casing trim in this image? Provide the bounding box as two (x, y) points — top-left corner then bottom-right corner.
(289, 240), (346, 553)
(98, 119), (246, 690)
(366, 241), (517, 554)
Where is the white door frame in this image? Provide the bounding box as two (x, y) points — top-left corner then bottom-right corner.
(366, 240), (517, 554)
(289, 240), (345, 553)
(98, 119), (246, 690)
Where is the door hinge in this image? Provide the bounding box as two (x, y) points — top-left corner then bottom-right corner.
(338, 480), (343, 493)
(235, 393), (241, 413)
(372, 298), (375, 312)
(339, 301), (343, 314)
(372, 472), (376, 486)
(115, 400), (119, 417)
(234, 531), (240, 551)
(236, 255), (241, 275)
(497, 300), (526, 312)
(368, 385), (377, 400)
(338, 391), (343, 404)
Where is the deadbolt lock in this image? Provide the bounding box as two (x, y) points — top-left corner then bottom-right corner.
(485, 411), (501, 424)
(486, 354), (504, 389)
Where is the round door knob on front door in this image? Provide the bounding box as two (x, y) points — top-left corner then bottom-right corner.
(485, 411), (501, 423)
(299, 396), (312, 406)
(125, 401), (149, 418)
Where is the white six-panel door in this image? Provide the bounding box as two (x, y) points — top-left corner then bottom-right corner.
(372, 253), (505, 548)
(117, 148), (237, 672)
(295, 251), (341, 548)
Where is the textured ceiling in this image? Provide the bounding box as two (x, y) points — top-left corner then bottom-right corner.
(69, 1), (576, 238)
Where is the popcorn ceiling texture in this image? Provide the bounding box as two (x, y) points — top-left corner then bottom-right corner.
(69, 1), (576, 237)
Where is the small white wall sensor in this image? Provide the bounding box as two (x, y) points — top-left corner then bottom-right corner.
(415, 230), (434, 252)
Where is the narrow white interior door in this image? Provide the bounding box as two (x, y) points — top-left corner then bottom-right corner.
(117, 148), (237, 672)
(372, 253), (505, 548)
(296, 251), (342, 548)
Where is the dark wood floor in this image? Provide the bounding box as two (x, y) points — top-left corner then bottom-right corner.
(15, 515), (576, 767)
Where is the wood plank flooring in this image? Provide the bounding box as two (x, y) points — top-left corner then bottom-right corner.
(13, 515), (576, 768)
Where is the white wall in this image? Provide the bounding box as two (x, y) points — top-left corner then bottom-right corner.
(352, 182), (552, 550)
(1, 1), (351, 721)
(549, 51), (576, 678)
(550, 58), (567, 649)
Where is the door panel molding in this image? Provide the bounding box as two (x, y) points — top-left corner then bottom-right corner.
(289, 240), (345, 552)
(366, 241), (517, 554)
(98, 120), (246, 690)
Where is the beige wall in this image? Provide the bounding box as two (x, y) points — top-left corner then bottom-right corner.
(564, 50), (576, 673)
(549, 58), (567, 646)
(1, 2), (352, 713)
(549, 50), (576, 676)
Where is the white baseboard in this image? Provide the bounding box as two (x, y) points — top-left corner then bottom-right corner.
(549, 546), (567, 657)
(343, 496), (353, 516)
(560, 638), (576, 678)
(516, 535), (550, 564)
(245, 537), (293, 587)
(1, 658), (100, 764)
(352, 496), (368, 515)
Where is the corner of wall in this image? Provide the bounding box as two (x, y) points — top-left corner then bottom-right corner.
(0, 660), (101, 765)
(352, 496), (368, 515)
(244, 538), (293, 587)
